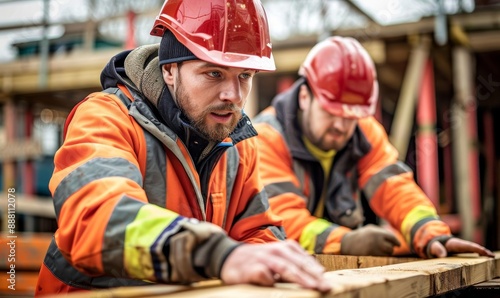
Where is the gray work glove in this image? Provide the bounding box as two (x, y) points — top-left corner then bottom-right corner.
(337, 207), (364, 229)
(340, 224), (401, 256)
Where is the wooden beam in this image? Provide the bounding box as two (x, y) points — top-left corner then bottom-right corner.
(273, 47), (311, 73)
(330, 10), (500, 42)
(0, 192), (55, 219)
(315, 254), (419, 271)
(322, 253), (499, 297)
(451, 46), (478, 242)
(331, 18), (435, 41)
(449, 10), (500, 31)
(389, 36), (430, 159)
(0, 9), (159, 32)
(0, 48), (117, 95)
(468, 30), (500, 52)
(42, 253), (500, 298)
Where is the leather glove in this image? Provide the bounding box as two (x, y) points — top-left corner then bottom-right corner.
(340, 224), (401, 256)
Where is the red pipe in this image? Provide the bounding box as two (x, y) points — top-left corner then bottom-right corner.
(442, 119), (454, 214)
(483, 111), (495, 198)
(125, 10), (136, 50)
(483, 111), (495, 246)
(24, 107), (35, 195)
(277, 76), (295, 93)
(416, 59), (439, 208)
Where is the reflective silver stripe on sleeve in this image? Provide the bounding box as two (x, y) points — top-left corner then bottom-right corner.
(264, 181), (306, 200)
(102, 196), (145, 273)
(53, 157), (143, 220)
(143, 130), (167, 207)
(223, 147), (239, 228)
(314, 224), (338, 253)
(293, 159), (308, 191)
(362, 161), (412, 201)
(234, 190), (269, 222)
(409, 217), (440, 253)
(43, 237), (149, 289)
(268, 225), (286, 241)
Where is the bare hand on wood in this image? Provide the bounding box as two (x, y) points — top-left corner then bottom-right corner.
(429, 237), (495, 258)
(221, 239), (331, 292)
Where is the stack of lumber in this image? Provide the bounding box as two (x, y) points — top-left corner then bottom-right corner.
(42, 252), (499, 298)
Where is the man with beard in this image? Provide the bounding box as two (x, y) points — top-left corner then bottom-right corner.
(252, 36), (494, 259)
(35, 0), (331, 295)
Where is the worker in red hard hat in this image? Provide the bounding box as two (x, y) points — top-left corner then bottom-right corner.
(35, 0), (331, 295)
(253, 36), (494, 259)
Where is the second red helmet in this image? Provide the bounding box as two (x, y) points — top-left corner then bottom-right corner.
(150, 0), (275, 71)
(299, 36), (378, 118)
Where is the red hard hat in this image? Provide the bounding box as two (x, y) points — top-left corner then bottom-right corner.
(299, 36), (378, 118)
(150, 0), (275, 71)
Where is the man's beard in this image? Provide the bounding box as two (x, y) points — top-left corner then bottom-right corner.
(303, 110), (347, 152)
(175, 79), (241, 142)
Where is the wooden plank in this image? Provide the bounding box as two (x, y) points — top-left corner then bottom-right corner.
(472, 277), (500, 289)
(0, 192), (55, 218)
(43, 281), (222, 298)
(141, 284), (322, 298)
(496, 255), (500, 277)
(323, 253), (496, 297)
(314, 254), (420, 271)
(42, 253), (500, 298)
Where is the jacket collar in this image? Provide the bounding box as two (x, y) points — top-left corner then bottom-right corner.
(272, 77), (316, 161)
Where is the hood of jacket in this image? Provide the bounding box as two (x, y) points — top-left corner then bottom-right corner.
(271, 77), (317, 161)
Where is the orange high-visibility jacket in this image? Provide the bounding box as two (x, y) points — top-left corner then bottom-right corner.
(36, 47), (284, 295)
(252, 78), (450, 258)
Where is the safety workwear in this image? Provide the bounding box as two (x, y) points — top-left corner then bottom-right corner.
(340, 224), (401, 256)
(151, 0), (275, 71)
(35, 45), (284, 295)
(299, 36), (378, 118)
(252, 80), (451, 257)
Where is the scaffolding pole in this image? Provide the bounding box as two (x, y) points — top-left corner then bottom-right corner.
(451, 46), (481, 243)
(389, 36), (430, 159)
(416, 58), (439, 207)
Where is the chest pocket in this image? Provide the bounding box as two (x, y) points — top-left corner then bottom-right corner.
(210, 193), (225, 227)
(208, 146), (239, 228)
